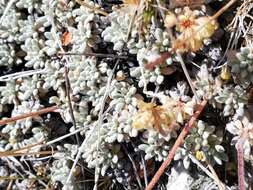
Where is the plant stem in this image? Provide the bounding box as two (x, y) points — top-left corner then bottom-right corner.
(0, 106), (58, 126)
(236, 139), (245, 190)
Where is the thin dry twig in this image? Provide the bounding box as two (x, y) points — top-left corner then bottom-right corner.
(5, 141), (44, 155)
(64, 61), (80, 145)
(48, 4), (80, 146)
(0, 69), (46, 81)
(0, 106), (58, 126)
(65, 61), (118, 189)
(126, 6), (138, 42)
(4, 157), (48, 188)
(6, 179), (13, 190)
(188, 154), (215, 179)
(93, 61), (118, 190)
(122, 144), (143, 189)
(57, 52), (128, 59)
(145, 99), (207, 190)
(177, 52), (200, 102)
(141, 154), (148, 188)
(189, 153), (225, 190)
(207, 160), (225, 190)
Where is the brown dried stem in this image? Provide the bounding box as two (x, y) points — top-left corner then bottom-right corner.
(0, 106), (58, 126)
(145, 99), (207, 190)
(236, 139), (246, 190)
(0, 150), (55, 157)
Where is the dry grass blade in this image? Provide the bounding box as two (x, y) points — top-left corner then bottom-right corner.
(0, 150), (55, 157)
(189, 154), (227, 190)
(177, 52), (200, 102)
(207, 161), (225, 190)
(145, 99), (207, 190)
(122, 144), (143, 189)
(57, 52), (128, 59)
(0, 106), (58, 126)
(0, 69), (46, 81)
(5, 141), (44, 155)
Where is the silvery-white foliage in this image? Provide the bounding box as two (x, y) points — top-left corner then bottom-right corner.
(127, 27), (171, 54)
(17, 75), (41, 101)
(42, 60), (65, 90)
(130, 49), (166, 87)
(183, 120), (227, 166)
(166, 161), (194, 190)
(230, 46), (253, 86)
(47, 0), (76, 24)
(72, 0), (97, 22)
(77, 80), (138, 174)
(66, 56), (103, 96)
(16, 0), (41, 13)
(82, 125), (122, 171)
(50, 158), (75, 188)
(0, 80), (16, 104)
(138, 130), (178, 162)
(102, 10), (130, 51)
(103, 81), (139, 142)
(18, 16), (37, 42)
(70, 4), (102, 52)
(1, 100), (44, 150)
(43, 30), (61, 56)
(226, 115), (253, 159)
(0, 2), (20, 41)
(68, 19), (101, 53)
(195, 64), (215, 99)
(214, 85), (247, 116)
(0, 42), (15, 66)
(168, 81), (191, 102)
(21, 38), (46, 68)
(173, 148), (192, 169)
(50, 88), (89, 128)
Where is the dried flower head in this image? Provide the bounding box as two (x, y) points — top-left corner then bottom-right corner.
(132, 97), (196, 135)
(171, 8), (218, 52)
(132, 100), (176, 135)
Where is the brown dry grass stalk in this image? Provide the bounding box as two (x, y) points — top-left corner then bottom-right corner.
(207, 161), (225, 190)
(145, 99), (207, 190)
(236, 139), (245, 190)
(5, 141), (44, 155)
(0, 106), (58, 126)
(0, 150), (54, 157)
